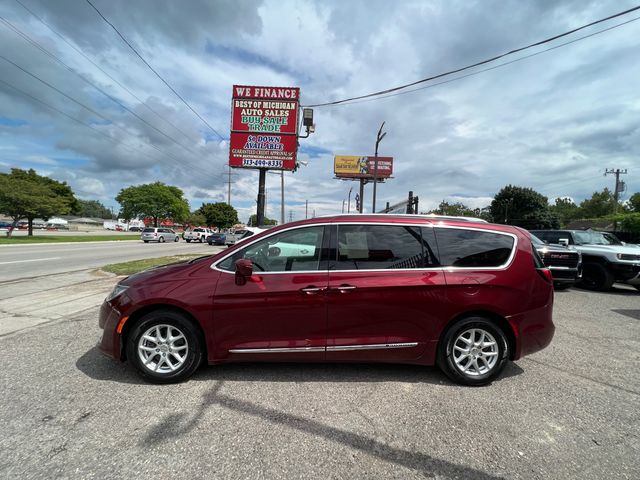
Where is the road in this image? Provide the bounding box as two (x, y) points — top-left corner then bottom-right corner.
(0, 240), (214, 281)
(0, 269), (638, 478)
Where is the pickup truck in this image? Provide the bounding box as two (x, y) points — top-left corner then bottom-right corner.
(531, 229), (640, 291)
(530, 234), (582, 289)
(183, 227), (213, 243)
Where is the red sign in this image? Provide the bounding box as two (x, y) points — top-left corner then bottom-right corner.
(230, 85), (300, 170)
(229, 133), (297, 170)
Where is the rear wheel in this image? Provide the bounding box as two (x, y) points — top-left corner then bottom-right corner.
(186, 239), (191, 243)
(126, 310), (204, 384)
(159, 236), (165, 243)
(174, 236), (179, 242)
(437, 317), (509, 386)
(580, 262), (614, 291)
(143, 240), (149, 243)
(199, 236), (204, 243)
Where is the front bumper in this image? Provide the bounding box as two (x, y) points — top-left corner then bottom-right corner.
(549, 266), (581, 284)
(98, 301), (122, 360)
(611, 263), (640, 284)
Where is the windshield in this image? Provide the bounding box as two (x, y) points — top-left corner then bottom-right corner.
(573, 231), (622, 245)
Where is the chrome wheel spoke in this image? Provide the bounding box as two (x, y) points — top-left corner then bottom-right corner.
(139, 345), (156, 353)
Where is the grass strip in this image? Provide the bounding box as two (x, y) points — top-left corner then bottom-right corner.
(0, 235), (139, 244)
(101, 254), (205, 276)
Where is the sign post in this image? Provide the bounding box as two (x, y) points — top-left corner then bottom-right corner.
(229, 85), (300, 225)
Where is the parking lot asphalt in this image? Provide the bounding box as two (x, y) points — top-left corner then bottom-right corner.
(1, 284), (639, 479)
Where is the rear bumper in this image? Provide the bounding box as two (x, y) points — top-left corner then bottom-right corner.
(98, 301), (122, 360)
(507, 302), (555, 360)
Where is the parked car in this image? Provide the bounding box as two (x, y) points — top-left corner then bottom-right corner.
(531, 229), (640, 291)
(229, 226), (270, 246)
(206, 233), (227, 246)
(141, 227), (179, 243)
(184, 227), (213, 243)
(530, 234), (582, 289)
(128, 226), (142, 232)
(99, 215), (554, 386)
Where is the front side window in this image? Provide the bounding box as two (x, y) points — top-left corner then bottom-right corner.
(435, 228), (515, 268)
(218, 226), (324, 272)
(334, 224), (438, 270)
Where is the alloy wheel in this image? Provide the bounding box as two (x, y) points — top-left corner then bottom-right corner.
(452, 328), (499, 376)
(137, 324), (189, 374)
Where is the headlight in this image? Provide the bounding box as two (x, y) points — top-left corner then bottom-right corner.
(106, 284), (129, 302)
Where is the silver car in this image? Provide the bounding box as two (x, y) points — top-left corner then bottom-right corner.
(141, 227), (179, 243)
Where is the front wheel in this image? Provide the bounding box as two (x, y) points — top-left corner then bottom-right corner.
(174, 236), (179, 242)
(437, 317), (509, 386)
(159, 236), (165, 243)
(199, 236), (204, 243)
(580, 262), (614, 291)
(126, 311), (204, 384)
(186, 239), (191, 243)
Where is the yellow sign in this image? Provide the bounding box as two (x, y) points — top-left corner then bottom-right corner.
(334, 155), (368, 176)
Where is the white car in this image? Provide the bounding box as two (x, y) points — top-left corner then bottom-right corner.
(184, 227), (213, 243)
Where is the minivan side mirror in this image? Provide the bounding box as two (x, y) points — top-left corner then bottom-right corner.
(234, 259), (253, 285)
(558, 238), (569, 246)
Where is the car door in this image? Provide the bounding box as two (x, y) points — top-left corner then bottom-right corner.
(325, 223), (447, 363)
(210, 225), (330, 361)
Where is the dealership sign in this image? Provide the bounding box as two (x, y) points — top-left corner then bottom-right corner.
(230, 85), (299, 170)
(334, 155), (394, 179)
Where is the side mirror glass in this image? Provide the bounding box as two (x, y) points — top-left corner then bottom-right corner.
(558, 238), (569, 246)
(234, 259), (253, 285)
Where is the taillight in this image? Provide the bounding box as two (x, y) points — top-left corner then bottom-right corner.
(537, 268), (553, 284)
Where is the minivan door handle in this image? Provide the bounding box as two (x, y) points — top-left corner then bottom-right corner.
(300, 286), (325, 294)
(331, 284), (357, 293)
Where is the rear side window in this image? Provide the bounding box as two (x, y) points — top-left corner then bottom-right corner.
(334, 224), (439, 270)
(435, 228), (514, 268)
(143, 228), (155, 233)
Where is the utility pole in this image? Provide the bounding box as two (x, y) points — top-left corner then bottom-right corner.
(305, 200), (308, 219)
(225, 164), (238, 206)
(256, 169), (266, 226)
(358, 180), (365, 213)
(347, 187), (353, 213)
(372, 121), (387, 213)
(342, 200), (345, 213)
(604, 168), (628, 213)
(288, 211), (293, 222)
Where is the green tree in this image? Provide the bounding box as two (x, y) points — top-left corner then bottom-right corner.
(248, 214), (277, 226)
(198, 202), (239, 230)
(427, 200), (477, 217)
(620, 213), (640, 233)
(628, 192), (640, 212)
(78, 199), (112, 219)
(116, 182), (189, 227)
(490, 185), (559, 229)
(184, 211), (206, 227)
(578, 188), (617, 218)
(0, 168), (78, 236)
(549, 197), (579, 227)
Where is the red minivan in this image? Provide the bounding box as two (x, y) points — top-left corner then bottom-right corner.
(98, 215), (554, 386)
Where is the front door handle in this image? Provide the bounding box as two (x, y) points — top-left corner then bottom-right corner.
(300, 286), (324, 294)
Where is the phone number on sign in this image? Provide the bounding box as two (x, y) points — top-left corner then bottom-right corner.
(242, 159), (283, 168)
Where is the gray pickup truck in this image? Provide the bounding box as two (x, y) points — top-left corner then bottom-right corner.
(531, 229), (640, 291)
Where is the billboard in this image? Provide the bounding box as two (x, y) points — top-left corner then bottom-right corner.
(229, 133), (297, 170)
(334, 155), (393, 179)
(230, 85), (299, 170)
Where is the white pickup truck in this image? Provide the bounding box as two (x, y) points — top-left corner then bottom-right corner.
(183, 227), (213, 243)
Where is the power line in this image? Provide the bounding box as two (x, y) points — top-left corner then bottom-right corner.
(0, 16), (205, 160)
(303, 5), (640, 107)
(12, 0), (198, 144)
(85, 0), (224, 140)
(325, 15), (640, 107)
(0, 54), (224, 179)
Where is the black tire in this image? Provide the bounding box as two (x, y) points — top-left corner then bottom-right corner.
(143, 240), (149, 243)
(437, 317), (509, 386)
(158, 236), (165, 243)
(199, 236), (204, 243)
(174, 236), (179, 242)
(186, 239), (191, 243)
(126, 310), (204, 384)
(554, 283), (572, 291)
(580, 262), (614, 291)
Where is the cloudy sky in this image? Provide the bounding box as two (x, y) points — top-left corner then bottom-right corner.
(0, 0), (638, 222)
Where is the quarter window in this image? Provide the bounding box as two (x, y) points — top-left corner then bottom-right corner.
(435, 228), (514, 268)
(334, 225), (439, 270)
(218, 226), (324, 272)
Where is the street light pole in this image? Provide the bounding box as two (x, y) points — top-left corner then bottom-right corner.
(347, 187), (353, 213)
(372, 121), (387, 214)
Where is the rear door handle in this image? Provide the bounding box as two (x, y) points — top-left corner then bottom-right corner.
(331, 284), (357, 293)
(300, 286), (325, 294)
